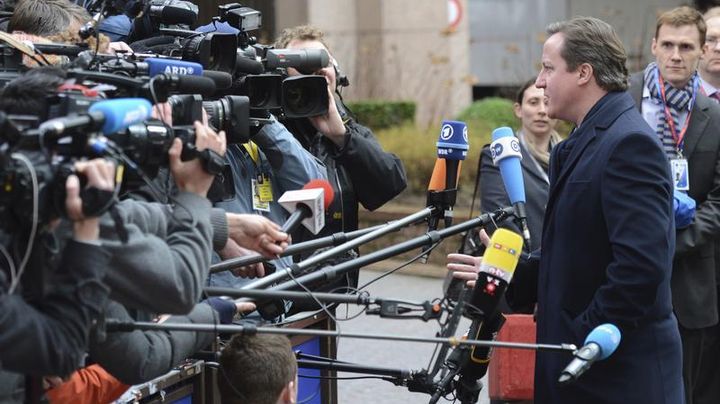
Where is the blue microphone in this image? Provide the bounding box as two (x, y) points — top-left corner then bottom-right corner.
(39, 98), (152, 140)
(490, 127), (531, 248)
(146, 58), (204, 77)
(428, 120), (469, 223)
(89, 98), (153, 135)
(558, 323), (621, 384)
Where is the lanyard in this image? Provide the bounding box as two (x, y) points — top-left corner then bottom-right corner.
(242, 142), (260, 164)
(657, 74), (698, 155)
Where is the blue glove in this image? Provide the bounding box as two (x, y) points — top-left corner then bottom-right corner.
(203, 297), (237, 324)
(673, 189), (696, 229)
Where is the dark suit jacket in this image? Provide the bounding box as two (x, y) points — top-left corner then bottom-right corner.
(510, 92), (684, 403)
(629, 72), (720, 329)
(480, 139), (549, 251)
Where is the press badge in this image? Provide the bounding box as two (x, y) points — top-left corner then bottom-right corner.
(671, 158), (690, 191)
(251, 175), (273, 212)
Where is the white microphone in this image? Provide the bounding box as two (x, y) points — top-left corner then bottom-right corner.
(278, 179), (334, 235)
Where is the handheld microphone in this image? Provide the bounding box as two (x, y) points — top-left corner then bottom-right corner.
(278, 179), (334, 235)
(431, 228), (523, 402)
(151, 74), (217, 100)
(39, 98), (152, 138)
(558, 323), (621, 384)
(490, 127), (531, 249)
(146, 57), (203, 77)
(463, 228), (523, 372)
(427, 120), (468, 227)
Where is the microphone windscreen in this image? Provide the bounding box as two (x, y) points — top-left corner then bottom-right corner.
(159, 5), (198, 25)
(491, 127), (526, 204)
(481, 228), (523, 281)
(203, 70), (233, 90)
(174, 75), (217, 96)
(235, 55), (265, 75)
(437, 120), (469, 161)
(585, 323), (621, 360)
(304, 179), (334, 209)
(146, 58), (203, 77)
(89, 98), (152, 135)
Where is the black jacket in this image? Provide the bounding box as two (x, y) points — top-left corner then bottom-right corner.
(629, 72), (720, 329)
(0, 240), (111, 377)
(283, 117), (407, 236)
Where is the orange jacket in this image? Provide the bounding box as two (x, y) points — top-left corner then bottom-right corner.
(47, 364), (129, 404)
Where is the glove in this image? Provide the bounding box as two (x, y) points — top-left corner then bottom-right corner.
(203, 297), (236, 324)
(673, 189), (696, 229)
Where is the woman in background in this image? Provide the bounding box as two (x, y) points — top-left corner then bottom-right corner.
(478, 78), (562, 249)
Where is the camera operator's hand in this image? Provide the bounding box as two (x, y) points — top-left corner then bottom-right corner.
(226, 213), (289, 257)
(308, 83), (347, 146)
(219, 240), (266, 278)
(108, 41), (133, 54)
(446, 229), (490, 288)
(66, 159), (116, 242)
(152, 102), (173, 126)
(168, 121), (226, 197)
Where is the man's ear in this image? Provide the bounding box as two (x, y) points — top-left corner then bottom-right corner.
(278, 379), (296, 404)
(577, 63), (593, 85)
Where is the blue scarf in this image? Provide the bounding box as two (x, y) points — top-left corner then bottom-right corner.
(643, 62), (697, 158)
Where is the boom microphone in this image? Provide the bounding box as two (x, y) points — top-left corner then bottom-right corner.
(490, 127), (531, 249)
(203, 70), (233, 90)
(265, 49), (330, 75)
(278, 179), (334, 235)
(152, 74), (217, 97)
(558, 323), (621, 384)
(39, 98), (153, 138)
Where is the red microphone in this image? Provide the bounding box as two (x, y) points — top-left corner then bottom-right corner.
(278, 179), (334, 235)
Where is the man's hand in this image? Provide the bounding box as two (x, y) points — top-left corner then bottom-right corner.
(169, 121), (227, 196)
(447, 253), (482, 288)
(152, 102), (173, 126)
(308, 85), (347, 146)
(108, 41), (133, 54)
(446, 229), (490, 288)
(226, 213), (289, 257)
(219, 239), (266, 278)
(66, 159), (116, 242)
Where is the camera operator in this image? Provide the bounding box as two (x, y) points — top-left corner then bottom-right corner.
(275, 25), (407, 291)
(0, 158), (116, 390)
(0, 67), (289, 314)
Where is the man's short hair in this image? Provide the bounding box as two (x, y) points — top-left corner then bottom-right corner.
(275, 25), (329, 50)
(8, 0), (78, 36)
(218, 334), (298, 404)
(546, 17), (629, 92)
(655, 6), (706, 45)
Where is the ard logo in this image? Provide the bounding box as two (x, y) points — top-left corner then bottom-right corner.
(163, 66), (195, 75)
(440, 124), (453, 140)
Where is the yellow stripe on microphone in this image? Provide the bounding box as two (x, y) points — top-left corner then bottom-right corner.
(479, 228), (524, 283)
